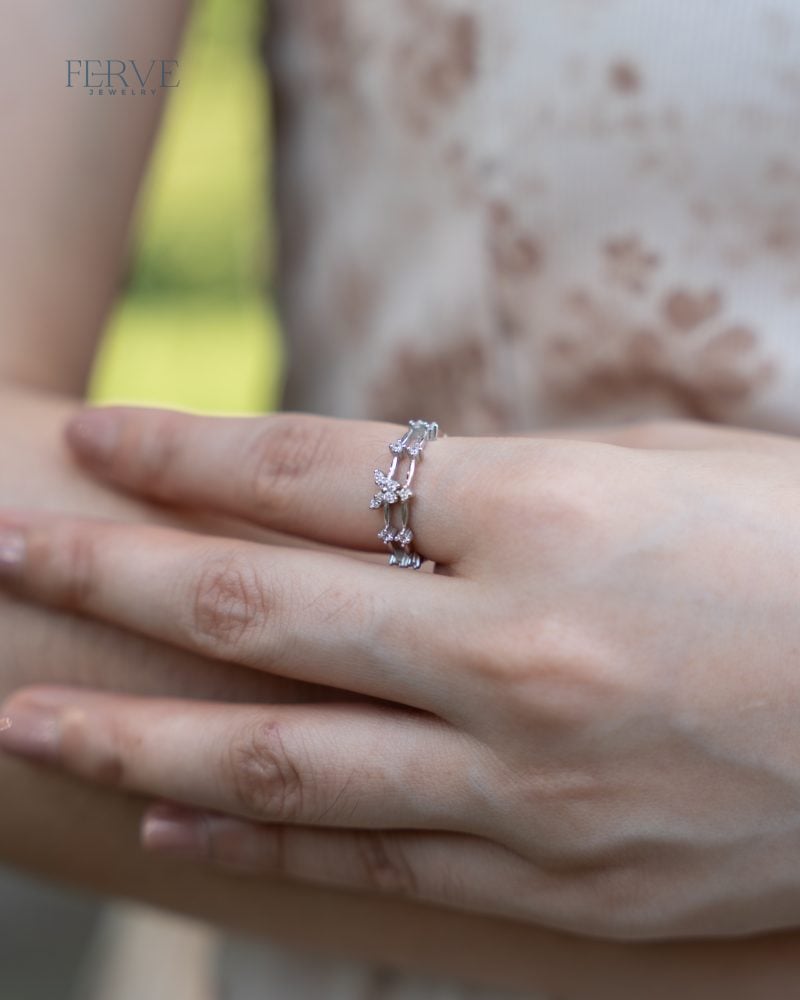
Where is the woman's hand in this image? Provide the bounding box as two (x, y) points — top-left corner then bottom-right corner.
(2, 407), (800, 942)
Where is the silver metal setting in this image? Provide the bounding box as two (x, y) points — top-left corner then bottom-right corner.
(369, 419), (440, 568)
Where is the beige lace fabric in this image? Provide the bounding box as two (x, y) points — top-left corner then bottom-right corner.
(216, 1), (800, 996)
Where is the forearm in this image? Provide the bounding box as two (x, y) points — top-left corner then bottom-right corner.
(0, 0), (190, 395)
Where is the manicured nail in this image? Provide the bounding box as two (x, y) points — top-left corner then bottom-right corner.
(0, 528), (26, 579)
(0, 702), (61, 762)
(141, 805), (209, 859)
(65, 409), (121, 465)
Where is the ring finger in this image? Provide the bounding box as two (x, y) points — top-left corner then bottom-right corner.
(65, 409), (475, 565)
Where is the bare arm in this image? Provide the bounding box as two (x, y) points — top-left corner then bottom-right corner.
(0, 0), (189, 394)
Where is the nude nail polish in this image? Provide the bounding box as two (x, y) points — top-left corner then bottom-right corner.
(0, 528), (25, 579)
(0, 704), (60, 762)
(142, 806), (208, 859)
(65, 409), (120, 465)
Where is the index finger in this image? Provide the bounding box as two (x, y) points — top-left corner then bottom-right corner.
(65, 409), (472, 566)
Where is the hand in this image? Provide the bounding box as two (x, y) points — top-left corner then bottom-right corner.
(0, 385), (351, 708)
(2, 407), (800, 942)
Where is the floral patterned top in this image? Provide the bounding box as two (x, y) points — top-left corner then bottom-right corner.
(267, 0), (800, 439)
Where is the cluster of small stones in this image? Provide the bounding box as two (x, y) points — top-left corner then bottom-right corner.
(378, 523), (414, 546)
(369, 436), (421, 552)
(369, 421), (438, 568)
(369, 468), (413, 509)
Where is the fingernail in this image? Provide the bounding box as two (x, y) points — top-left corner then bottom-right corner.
(0, 527), (25, 580)
(142, 805), (209, 859)
(65, 409), (121, 465)
(0, 702), (61, 763)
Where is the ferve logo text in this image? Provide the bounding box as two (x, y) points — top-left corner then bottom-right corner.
(66, 59), (180, 95)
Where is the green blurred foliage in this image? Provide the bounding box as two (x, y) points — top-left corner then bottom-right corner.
(89, 0), (283, 414)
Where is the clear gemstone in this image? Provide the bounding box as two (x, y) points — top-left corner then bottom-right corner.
(372, 469), (403, 505)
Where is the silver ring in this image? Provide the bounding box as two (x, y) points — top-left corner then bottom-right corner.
(369, 420), (440, 568)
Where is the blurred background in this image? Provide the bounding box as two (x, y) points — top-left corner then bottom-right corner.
(90, 0), (282, 414)
(1, 0), (277, 996)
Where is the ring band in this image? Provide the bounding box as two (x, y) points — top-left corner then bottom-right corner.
(370, 420), (440, 568)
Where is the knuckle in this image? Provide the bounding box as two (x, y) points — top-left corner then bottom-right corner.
(526, 840), (672, 940)
(243, 416), (334, 518)
(487, 447), (597, 552)
(514, 859), (637, 939)
(529, 478), (594, 537)
(606, 418), (680, 448)
(247, 822), (290, 877)
(460, 636), (521, 689)
(122, 411), (184, 495)
(572, 863), (659, 940)
(527, 632), (623, 726)
(204, 816), (288, 876)
(626, 417), (674, 443)
(59, 708), (126, 787)
(188, 552), (270, 658)
(227, 719), (305, 821)
(353, 831), (419, 897)
(460, 604), (554, 684)
(466, 610), (624, 728)
(38, 524), (99, 611)
(458, 609), (535, 692)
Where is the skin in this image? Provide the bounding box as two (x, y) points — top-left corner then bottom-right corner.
(3, 1), (800, 995)
(0, 1), (191, 395)
(4, 406), (800, 947)
(4, 395), (800, 994)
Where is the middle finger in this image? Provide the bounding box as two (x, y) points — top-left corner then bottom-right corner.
(0, 514), (468, 715)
